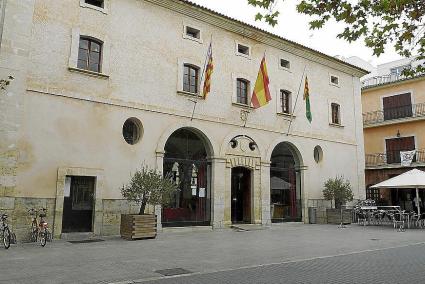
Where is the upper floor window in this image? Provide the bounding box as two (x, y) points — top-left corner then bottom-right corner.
(185, 26), (200, 40)
(331, 103), (341, 125)
(236, 43), (250, 57)
(183, 64), (199, 94)
(330, 75), (339, 86)
(390, 64), (410, 76)
(280, 59), (290, 69)
(77, 37), (102, 73)
(85, 0), (104, 8)
(280, 90), (291, 114)
(236, 79), (249, 105)
(383, 93), (412, 121)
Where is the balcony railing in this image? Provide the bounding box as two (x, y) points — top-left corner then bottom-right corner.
(363, 102), (425, 126)
(365, 149), (425, 167)
(362, 74), (405, 88)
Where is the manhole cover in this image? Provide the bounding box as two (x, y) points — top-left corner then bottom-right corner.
(155, 268), (192, 276)
(68, 239), (105, 244)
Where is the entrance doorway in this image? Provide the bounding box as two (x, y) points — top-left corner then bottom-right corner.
(231, 167), (251, 224)
(62, 176), (95, 233)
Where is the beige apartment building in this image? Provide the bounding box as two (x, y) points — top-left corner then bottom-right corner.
(362, 58), (425, 210)
(0, 0), (367, 240)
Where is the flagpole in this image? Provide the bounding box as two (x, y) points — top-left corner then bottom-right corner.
(190, 35), (212, 121)
(286, 65), (307, 136)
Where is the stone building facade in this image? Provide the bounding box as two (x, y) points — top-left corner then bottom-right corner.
(0, 0), (366, 240)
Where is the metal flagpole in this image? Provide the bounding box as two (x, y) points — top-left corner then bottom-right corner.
(190, 36), (212, 121)
(286, 65), (307, 136)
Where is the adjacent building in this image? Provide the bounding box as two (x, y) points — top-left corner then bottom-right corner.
(362, 58), (425, 209)
(0, 0), (367, 240)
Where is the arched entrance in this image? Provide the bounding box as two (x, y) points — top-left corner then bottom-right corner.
(270, 142), (302, 222)
(231, 167), (252, 224)
(162, 128), (212, 227)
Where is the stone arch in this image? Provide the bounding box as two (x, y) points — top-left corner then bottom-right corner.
(156, 121), (217, 158)
(266, 137), (304, 167)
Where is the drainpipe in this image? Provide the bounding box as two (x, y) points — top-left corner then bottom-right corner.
(0, 0), (6, 54)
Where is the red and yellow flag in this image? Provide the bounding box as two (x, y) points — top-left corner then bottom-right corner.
(202, 43), (213, 99)
(251, 56), (271, 109)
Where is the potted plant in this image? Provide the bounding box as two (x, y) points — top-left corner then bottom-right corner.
(120, 165), (179, 240)
(323, 176), (354, 224)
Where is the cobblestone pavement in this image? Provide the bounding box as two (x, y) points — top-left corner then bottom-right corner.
(140, 243), (425, 284)
(1, 224), (425, 284)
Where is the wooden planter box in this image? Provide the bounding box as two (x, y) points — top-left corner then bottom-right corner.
(326, 209), (352, 224)
(120, 214), (157, 240)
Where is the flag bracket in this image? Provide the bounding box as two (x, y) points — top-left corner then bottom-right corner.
(188, 99), (198, 121)
(240, 109), (250, 127)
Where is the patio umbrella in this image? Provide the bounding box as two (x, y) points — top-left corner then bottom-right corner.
(371, 169), (425, 215)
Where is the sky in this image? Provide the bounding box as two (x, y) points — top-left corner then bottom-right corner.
(191, 0), (402, 67)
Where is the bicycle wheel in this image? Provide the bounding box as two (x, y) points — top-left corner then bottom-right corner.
(31, 222), (37, 242)
(39, 231), (46, 247)
(3, 227), (10, 249)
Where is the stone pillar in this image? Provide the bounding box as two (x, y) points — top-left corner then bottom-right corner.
(211, 157), (226, 229)
(252, 165), (262, 224)
(260, 161), (271, 226)
(155, 151), (164, 231)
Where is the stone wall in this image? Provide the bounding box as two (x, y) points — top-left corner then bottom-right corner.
(0, 196), (140, 242)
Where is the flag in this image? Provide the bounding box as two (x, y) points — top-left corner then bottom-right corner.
(251, 56), (271, 109)
(202, 43), (213, 99)
(400, 150), (416, 166)
(304, 76), (312, 123)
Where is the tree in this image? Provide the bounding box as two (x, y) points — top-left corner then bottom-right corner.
(323, 176), (354, 209)
(121, 165), (179, 215)
(248, 0), (425, 75)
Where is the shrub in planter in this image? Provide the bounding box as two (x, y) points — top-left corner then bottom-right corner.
(323, 176), (354, 224)
(120, 165), (179, 239)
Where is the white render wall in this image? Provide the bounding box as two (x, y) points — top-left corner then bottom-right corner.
(1, 0), (366, 232)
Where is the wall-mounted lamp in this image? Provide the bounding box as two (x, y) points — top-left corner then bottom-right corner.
(230, 139), (238, 148)
(396, 130), (401, 138)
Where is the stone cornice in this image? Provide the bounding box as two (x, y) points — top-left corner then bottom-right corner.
(143, 0), (368, 78)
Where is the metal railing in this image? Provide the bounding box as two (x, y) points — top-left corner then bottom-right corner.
(363, 102), (425, 126)
(362, 74), (405, 88)
(365, 149), (425, 167)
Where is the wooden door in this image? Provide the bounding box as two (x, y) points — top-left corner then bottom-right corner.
(383, 93), (412, 120)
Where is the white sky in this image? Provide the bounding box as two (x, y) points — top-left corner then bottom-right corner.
(191, 0), (402, 66)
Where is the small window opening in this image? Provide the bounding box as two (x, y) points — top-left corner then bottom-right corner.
(280, 90), (291, 114)
(122, 118), (142, 145)
(85, 0), (104, 8)
(314, 146), (323, 163)
(280, 59), (290, 69)
(236, 78), (249, 105)
(331, 103), (341, 125)
(237, 44), (250, 56)
(186, 26), (200, 39)
(330, 75), (339, 85)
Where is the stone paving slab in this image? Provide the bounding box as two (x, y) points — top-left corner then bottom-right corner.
(1, 223), (425, 284)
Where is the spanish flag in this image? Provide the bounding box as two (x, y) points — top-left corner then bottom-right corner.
(304, 76), (312, 123)
(202, 43), (213, 99)
(251, 56), (271, 109)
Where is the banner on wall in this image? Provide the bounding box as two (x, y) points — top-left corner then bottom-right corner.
(400, 150), (416, 166)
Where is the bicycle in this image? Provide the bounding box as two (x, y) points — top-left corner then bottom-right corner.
(29, 208), (50, 247)
(1, 213), (11, 249)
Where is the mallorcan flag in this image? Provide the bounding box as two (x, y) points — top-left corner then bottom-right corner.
(251, 56), (271, 109)
(202, 43), (213, 99)
(304, 76), (312, 123)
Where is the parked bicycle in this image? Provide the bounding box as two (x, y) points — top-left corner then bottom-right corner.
(28, 208), (50, 247)
(1, 213), (11, 249)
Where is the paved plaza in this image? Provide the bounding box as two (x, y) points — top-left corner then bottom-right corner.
(1, 223), (425, 283)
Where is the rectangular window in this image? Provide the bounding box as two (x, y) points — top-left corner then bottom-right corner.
(185, 26), (200, 39)
(236, 79), (249, 105)
(77, 37), (102, 73)
(383, 93), (412, 121)
(85, 0), (104, 8)
(386, 136), (415, 164)
(331, 103), (340, 124)
(280, 59), (290, 69)
(280, 90), (291, 114)
(237, 44), (250, 56)
(366, 187), (380, 202)
(390, 65), (410, 76)
(330, 75), (339, 86)
(183, 64), (199, 94)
